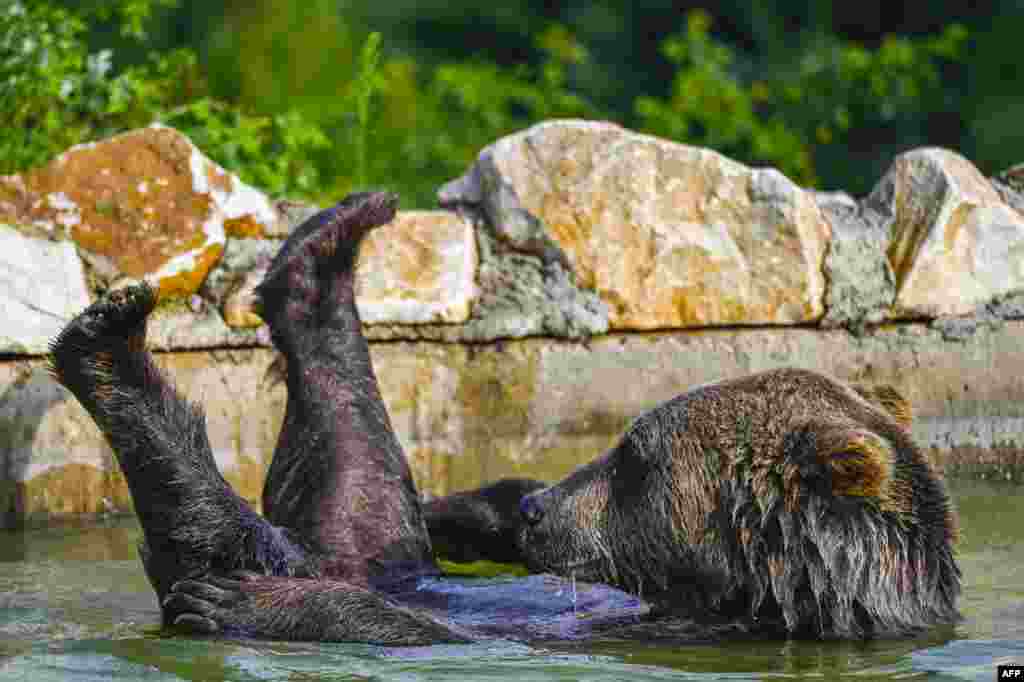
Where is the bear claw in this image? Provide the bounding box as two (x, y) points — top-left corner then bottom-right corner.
(173, 613), (219, 635)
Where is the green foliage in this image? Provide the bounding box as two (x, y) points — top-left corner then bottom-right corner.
(0, 0), (337, 201)
(364, 24), (597, 206)
(1, 1), (973, 206)
(784, 25), (968, 138)
(1, 2), (92, 172)
(636, 11), (967, 187)
(1, 0), (594, 207)
(162, 101), (331, 198)
(77, 0), (180, 39)
(351, 32), (382, 189)
(0, 0), (199, 175)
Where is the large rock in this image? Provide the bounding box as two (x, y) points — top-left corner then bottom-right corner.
(0, 125), (279, 298)
(201, 237), (279, 329)
(871, 148), (1024, 319)
(439, 120), (831, 330)
(0, 352), (285, 526)
(0, 226), (91, 354)
(361, 215), (610, 342)
(355, 210), (477, 325)
(6, 122), (1024, 528)
(1, 362), (129, 526)
(392, 320), (1024, 493)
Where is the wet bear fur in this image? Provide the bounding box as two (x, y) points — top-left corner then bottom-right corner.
(423, 478), (545, 564)
(510, 369), (960, 638)
(49, 194), (468, 644)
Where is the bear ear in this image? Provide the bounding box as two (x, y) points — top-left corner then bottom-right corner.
(785, 418), (899, 512)
(816, 424), (894, 502)
(851, 383), (913, 429)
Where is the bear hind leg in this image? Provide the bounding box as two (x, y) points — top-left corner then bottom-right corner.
(254, 194), (436, 586)
(49, 284), (309, 607)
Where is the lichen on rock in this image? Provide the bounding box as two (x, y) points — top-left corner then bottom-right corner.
(0, 125), (278, 299)
(819, 192), (897, 333)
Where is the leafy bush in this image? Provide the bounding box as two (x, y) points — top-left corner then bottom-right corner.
(635, 11), (967, 187)
(0, 0), (333, 201)
(1, 1), (968, 205)
(1, 1), (103, 173)
(1, 0), (593, 207)
(365, 24), (598, 206)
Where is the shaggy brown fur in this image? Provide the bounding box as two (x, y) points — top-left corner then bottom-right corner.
(424, 478), (546, 564)
(513, 369), (960, 638)
(49, 193), (462, 642)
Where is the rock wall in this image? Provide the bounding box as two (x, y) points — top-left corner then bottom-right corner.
(2, 120), (1023, 527)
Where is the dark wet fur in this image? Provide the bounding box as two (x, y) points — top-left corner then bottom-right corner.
(253, 192), (435, 586)
(49, 193), (458, 643)
(424, 478), (546, 563)
(515, 369), (961, 639)
(165, 573), (470, 644)
(48, 285), (309, 610)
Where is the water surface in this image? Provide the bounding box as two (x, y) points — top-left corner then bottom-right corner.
(1, 479), (1021, 681)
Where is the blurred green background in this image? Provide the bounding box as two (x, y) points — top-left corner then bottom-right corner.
(2, 0), (1019, 207)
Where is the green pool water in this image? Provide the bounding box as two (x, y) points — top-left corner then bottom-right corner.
(0, 478), (1021, 681)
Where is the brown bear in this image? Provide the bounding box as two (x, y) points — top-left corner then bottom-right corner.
(498, 371), (960, 638)
(426, 372), (961, 639)
(48, 192), (645, 645)
(49, 191), (959, 644)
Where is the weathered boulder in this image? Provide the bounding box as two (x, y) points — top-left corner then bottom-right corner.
(6, 121), (1024, 527)
(871, 148), (1024, 319)
(0, 352), (281, 526)
(0, 125), (278, 298)
(365, 216), (610, 342)
(0, 226), (91, 354)
(355, 210), (477, 325)
(439, 119), (831, 330)
(201, 237), (279, 329)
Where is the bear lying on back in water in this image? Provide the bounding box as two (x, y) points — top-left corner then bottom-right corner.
(49, 192), (959, 643)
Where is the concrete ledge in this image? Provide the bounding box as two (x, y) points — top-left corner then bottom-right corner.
(3, 320), (1022, 528)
